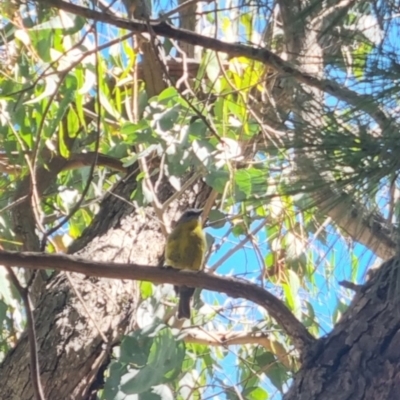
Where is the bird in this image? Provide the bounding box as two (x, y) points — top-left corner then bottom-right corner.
(165, 209), (207, 319)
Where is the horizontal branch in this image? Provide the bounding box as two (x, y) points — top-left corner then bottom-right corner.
(44, 0), (394, 133)
(184, 328), (272, 347)
(0, 250), (315, 354)
(0, 152), (127, 177)
(183, 328), (293, 368)
(65, 152), (127, 173)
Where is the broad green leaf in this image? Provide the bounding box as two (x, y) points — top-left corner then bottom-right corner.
(205, 169), (230, 193)
(204, 51), (221, 87)
(243, 386), (269, 400)
(120, 327), (185, 394)
(102, 361), (128, 400)
(254, 351), (287, 392)
(158, 87), (179, 103)
(208, 209), (226, 229)
(283, 269), (301, 317)
(235, 168), (267, 197)
(192, 140), (214, 168)
(155, 107), (179, 133)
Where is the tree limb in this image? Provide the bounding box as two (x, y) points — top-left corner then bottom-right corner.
(43, 0), (394, 134)
(0, 250), (315, 355)
(182, 328), (293, 369)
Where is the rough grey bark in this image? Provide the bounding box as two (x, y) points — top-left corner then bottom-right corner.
(286, 256), (400, 400)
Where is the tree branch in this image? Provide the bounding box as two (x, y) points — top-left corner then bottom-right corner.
(182, 328), (293, 368)
(4, 266), (45, 400)
(64, 152), (127, 173)
(43, 0), (394, 134)
(0, 250), (315, 355)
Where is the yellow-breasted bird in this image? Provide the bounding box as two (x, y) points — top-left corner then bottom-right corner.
(165, 209), (207, 319)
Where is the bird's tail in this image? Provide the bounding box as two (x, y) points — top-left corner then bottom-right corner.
(177, 286), (195, 319)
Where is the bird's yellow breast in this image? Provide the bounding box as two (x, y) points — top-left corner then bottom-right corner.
(165, 220), (206, 271)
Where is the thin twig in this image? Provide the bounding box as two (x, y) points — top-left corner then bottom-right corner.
(209, 217), (269, 272)
(4, 266), (45, 400)
(155, 0), (208, 22)
(161, 171), (202, 210)
(312, 0), (357, 26)
(0, 195), (29, 215)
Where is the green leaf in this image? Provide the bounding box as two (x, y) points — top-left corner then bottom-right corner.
(207, 209), (226, 229)
(102, 361), (129, 400)
(351, 253), (359, 282)
(27, 29), (52, 61)
(165, 149), (191, 176)
(142, 384), (174, 400)
(192, 140), (214, 168)
(157, 87), (179, 103)
(283, 270), (301, 317)
(155, 107), (179, 132)
(205, 170), (230, 193)
(120, 331), (153, 367)
(0, 269), (14, 305)
(120, 327), (185, 394)
(235, 168), (267, 197)
(243, 386), (269, 400)
(204, 51), (221, 90)
(109, 142), (129, 159)
(188, 120), (208, 139)
(120, 121), (155, 145)
(0, 300), (8, 326)
(140, 282), (154, 300)
(138, 390), (162, 400)
(240, 13), (253, 41)
(254, 351), (287, 392)
(31, 13), (85, 34)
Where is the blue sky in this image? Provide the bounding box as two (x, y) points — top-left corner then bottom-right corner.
(200, 214), (377, 398)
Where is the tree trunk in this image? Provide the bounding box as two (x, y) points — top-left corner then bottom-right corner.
(286, 256), (400, 400)
(0, 172), (145, 400)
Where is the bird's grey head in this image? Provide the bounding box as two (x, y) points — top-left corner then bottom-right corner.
(177, 209), (203, 224)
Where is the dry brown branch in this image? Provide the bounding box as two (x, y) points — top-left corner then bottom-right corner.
(184, 328), (271, 346)
(183, 328), (293, 368)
